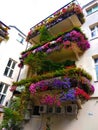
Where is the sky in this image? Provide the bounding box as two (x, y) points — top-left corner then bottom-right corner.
(0, 0), (92, 35)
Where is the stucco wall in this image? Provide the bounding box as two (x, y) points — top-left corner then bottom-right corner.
(23, 98), (98, 130)
(0, 27), (28, 105)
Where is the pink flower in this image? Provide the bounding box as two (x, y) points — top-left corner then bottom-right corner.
(10, 86), (17, 92)
(63, 40), (71, 48)
(29, 83), (36, 94)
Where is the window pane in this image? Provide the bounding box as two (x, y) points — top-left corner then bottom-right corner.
(3, 85), (8, 94)
(95, 65), (98, 80)
(0, 95), (6, 104)
(94, 58), (98, 63)
(93, 5), (98, 12)
(91, 31), (96, 37)
(4, 67), (9, 76)
(7, 59), (12, 67)
(0, 83), (3, 92)
(12, 62), (16, 69)
(9, 69), (13, 77)
(87, 9), (92, 15)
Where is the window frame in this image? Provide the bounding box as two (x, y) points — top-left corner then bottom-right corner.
(90, 24), (98, 39)
(94, 58), (98, 81)
(86, 4), (98, 15)
(0, 82), (9, 104)
(4, 58), (16, 78)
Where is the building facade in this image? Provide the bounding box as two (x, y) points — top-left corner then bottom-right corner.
(2, 0), (98, 130)
(23, 1), (98, 130)
(0, 24), (29, 122)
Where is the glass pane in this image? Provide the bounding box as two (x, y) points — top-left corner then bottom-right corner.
(0, 82), (3, 92)
(4, 67), (9, 76)
(97, 26), (98, 32)
(3, 85), (8, 94)
(12, 62), (16, 69)
(93, 5), (98, 12)
(94, 58), (98, 63)
(87, 9), (92, 15)
(91, 31), (96, 37)
(9, 69), (13, 77)
(7, 59), (12, 67)
(0, 95), (5, 104)
(95, 65), (98, 80)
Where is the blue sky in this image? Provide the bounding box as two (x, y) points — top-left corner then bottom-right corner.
(0, 0), (92, 34)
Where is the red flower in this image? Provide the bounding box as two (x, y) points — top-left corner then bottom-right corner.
(41, 86), (48, 91)
(75, 88), (90, 100)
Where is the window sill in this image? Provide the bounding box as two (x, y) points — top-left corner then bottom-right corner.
(94, 81), (98, 83)
(90, 36), (98, 41)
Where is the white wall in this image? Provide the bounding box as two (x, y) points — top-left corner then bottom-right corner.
(0, 27), (28, 105)
(23, 98), (98, 130)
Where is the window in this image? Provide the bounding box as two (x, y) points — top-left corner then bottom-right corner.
(90, 25), (98, 38)
(4, 58), (16, 78)
(17, 33), (24, 44)
(32, 106), (40, 115)
(86, 4), (98, 15)
(94, 58), (98, 80)
(0, 82), (9, 104)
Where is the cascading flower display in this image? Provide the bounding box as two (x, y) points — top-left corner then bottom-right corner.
(29, 77), (72, 94)
(20, 29), (90, 64)
(40, 94), (61, 106)
(29, 75), (94, 106)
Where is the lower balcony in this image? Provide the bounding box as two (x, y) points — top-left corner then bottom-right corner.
(11, 67), (94, 109)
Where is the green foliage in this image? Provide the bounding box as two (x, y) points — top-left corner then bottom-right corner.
(39, 26), (53, 43)
(24, 51), (75, 74)
(24, 52), (47, 74)
(12, 67), (92, 87)
(1, 98), (23, 129)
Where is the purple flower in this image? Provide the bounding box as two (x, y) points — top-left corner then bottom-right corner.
(60, 89), (76, 101)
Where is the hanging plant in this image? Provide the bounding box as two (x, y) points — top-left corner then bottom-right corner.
(39, 25), (53, 43)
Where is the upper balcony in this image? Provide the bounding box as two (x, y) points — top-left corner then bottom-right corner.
(0, 21), (10, 43)
(26, 0), (85, 44)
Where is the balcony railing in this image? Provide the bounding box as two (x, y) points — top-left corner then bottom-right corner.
(26, 0), (85, 43)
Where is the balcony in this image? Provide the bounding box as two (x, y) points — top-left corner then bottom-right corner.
(26, 0), (85, 44)
(0, 21), (10, 43)
(11, 67), (94, 108)
(21, 28), (90, 65)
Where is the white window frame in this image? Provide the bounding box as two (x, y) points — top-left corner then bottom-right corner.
(0, 82), (9, 105)
(90, 25), (98, 38)
(94, 58), (98, 81)
(86, 4), (98, 15)
(4, 58), (16, 78)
